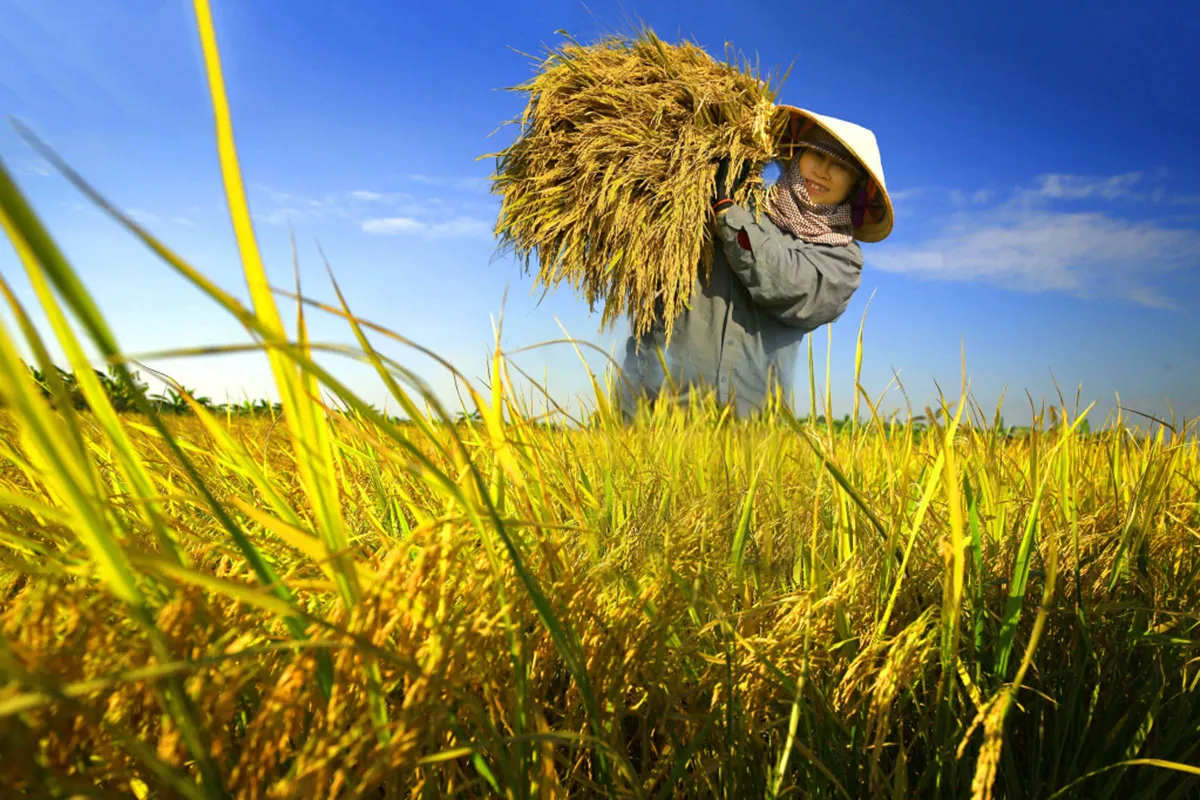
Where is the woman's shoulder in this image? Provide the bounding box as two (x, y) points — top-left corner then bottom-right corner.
(741, 201), (865, 262)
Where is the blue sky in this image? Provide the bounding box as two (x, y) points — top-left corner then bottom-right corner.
(2, 0), (1198, 427)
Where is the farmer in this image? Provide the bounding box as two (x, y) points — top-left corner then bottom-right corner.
(612, 106), (894, 419)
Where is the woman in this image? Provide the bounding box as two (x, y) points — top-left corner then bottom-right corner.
(612, 106), (894, 420)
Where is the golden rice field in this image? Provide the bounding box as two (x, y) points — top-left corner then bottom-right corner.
(2, 3), (1199, 798)
(2, 374), (1200, 799)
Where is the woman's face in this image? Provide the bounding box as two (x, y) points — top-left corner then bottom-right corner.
(798, 148), (859, 205)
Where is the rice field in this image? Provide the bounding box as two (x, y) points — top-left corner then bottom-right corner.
(2, 2), (1200, 798)
(3, 365), (1200, 799)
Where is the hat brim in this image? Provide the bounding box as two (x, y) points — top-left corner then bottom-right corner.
(774, 104), (894, 244)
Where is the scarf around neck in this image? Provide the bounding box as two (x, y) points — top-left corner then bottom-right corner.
(765, 134), (857, 247)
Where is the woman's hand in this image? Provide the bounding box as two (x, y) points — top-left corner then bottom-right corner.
(712, 157), (751, 216)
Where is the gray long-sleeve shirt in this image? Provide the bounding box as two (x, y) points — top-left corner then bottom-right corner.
(612, 203), (864, 418)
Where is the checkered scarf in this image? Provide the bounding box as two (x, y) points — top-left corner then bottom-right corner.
(765, 128), (858, 246)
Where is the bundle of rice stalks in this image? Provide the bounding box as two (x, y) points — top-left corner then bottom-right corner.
(488, 27), (793, 342)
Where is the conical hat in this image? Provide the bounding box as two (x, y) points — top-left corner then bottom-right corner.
(775, 105), (894, 243)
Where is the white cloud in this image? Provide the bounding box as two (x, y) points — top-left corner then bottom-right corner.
(125, 208), (159, 224)
(361, 216), (492, 239)
(15, 160), (52, 177)
(1035, 171), (1143, 201)
(431, 218), (493, 238)
(889, 188), (928, 204)
(253, 207), (309, 227)
(360, 217), (424, 235)
(251, 184), (307, 207)
(903, 172), (1169, 216)
(874, 170), (1200, 307)
(1125, 286), (1176, 310)
(108, 207), (195, 227)
(872, 207), (1200, 308)
(250, 185), (426, 225)
(245, 182), (495, 239)
(407, 174), (490, 193)
(891, 186), (996, 219)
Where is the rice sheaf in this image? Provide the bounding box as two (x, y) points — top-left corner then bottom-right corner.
(487, 27), (795, 343)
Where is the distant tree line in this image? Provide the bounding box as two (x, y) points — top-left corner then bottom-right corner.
(2, 361), (1118, 438)
(1, 361), (283, 416)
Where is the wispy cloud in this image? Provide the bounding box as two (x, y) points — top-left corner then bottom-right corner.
(250, 185), (426, 226)
(891, 186), (996, 220)
(360, 217), (423, 235)
(889, 188), (926, 205)
(1035, 171), (1144, 201)
(899, 170), (1181, 216)
(125, 208), (159, 225)
(361, 216), (492, 239)
(106, 207), (195, 228)
(252, 207), (310, 227)
(873, 173), (1200, 309)
(407, 174), (490, 193)
(248, 183), (496, 240)
(15, 159), (52, 177)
